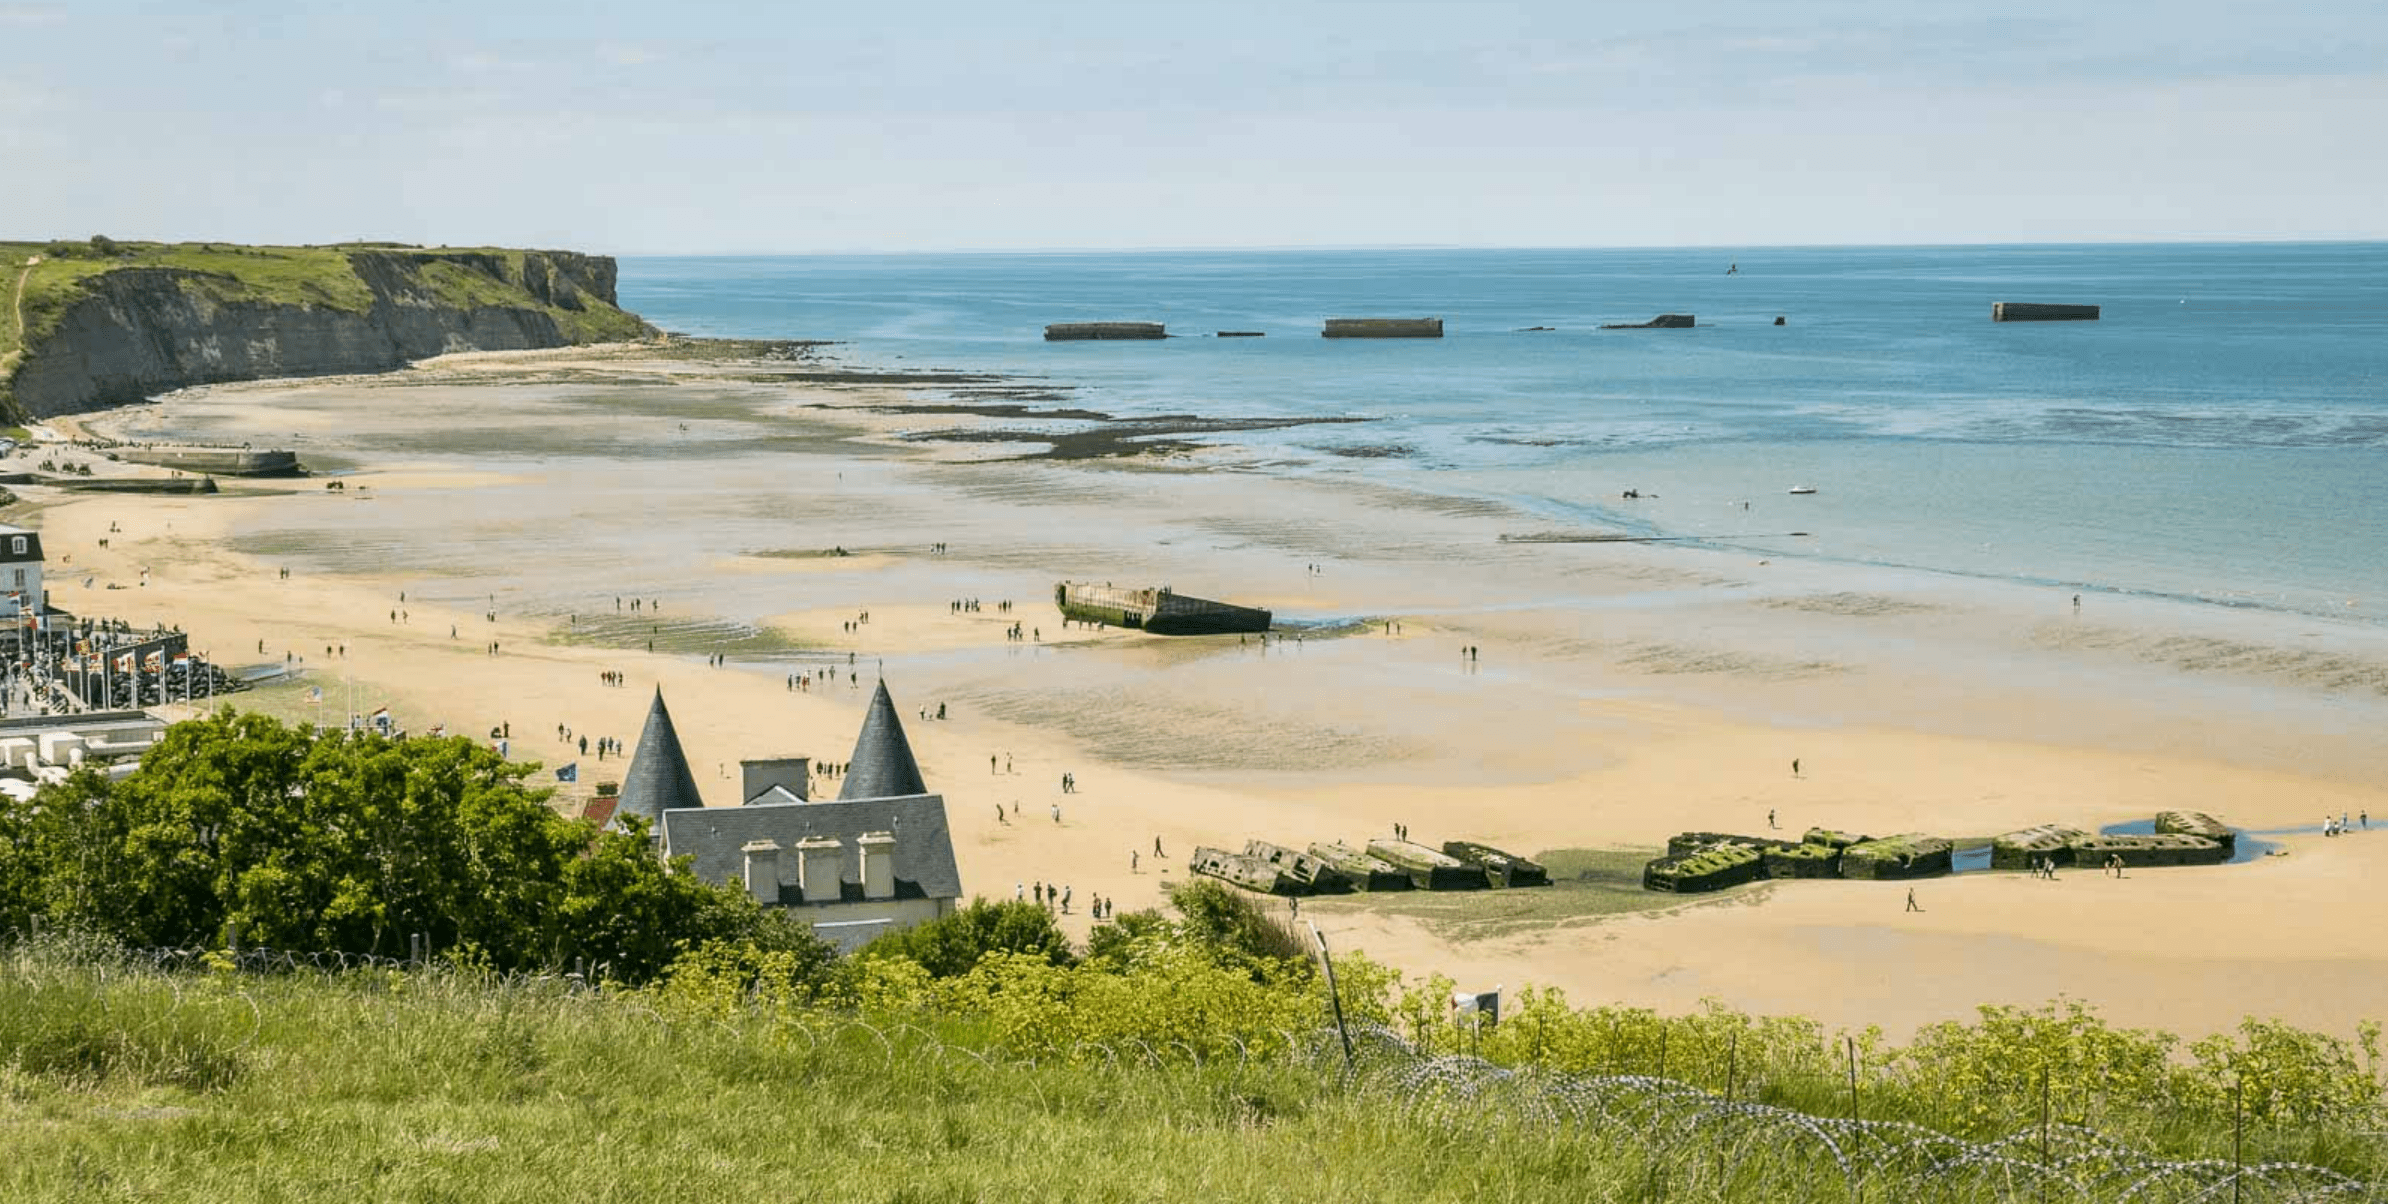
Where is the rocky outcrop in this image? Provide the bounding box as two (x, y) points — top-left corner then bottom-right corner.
(7, 249), (652, 418)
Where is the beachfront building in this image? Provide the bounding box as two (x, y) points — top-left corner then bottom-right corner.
(622, 681), (961, 950)
(0, 523), (48, 640)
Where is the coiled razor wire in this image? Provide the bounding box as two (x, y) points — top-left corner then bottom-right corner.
(10, 941), (2382, 1202)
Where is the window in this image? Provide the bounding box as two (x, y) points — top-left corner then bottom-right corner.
(8, 537), (22, 556)
(9, 570), (20, 590)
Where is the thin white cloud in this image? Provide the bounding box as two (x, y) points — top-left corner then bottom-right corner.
(0, 4), (64, 25)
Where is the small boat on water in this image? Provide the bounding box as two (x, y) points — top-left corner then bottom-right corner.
(1787, 486), (1818, 495)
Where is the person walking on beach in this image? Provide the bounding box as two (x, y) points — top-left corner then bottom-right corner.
(991, 753), (998, 775)
(1768, 809), (1778, 830)
(1905, 888), (1921, 913)
(2072, 594), (2081, 612)
(1791, 758), (1801, 778)
(1131, 850), (1140, 872)
(1154, 836), (1165, 857)
(1051, 802), (1062, 824)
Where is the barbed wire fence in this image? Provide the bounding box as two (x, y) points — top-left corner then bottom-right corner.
(5, 936), (2382, 1202)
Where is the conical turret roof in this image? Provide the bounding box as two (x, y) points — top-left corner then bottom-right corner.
(614, 688), (705, 829)
(840, 679), (928, 801)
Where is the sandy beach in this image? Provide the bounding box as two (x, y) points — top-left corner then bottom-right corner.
(27, 341), (2388, 1041)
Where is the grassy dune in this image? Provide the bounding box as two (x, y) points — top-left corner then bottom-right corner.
(3, 940), (2380, 1203)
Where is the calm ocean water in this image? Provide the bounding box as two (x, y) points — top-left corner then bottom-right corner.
(619, 245), (2388, 624)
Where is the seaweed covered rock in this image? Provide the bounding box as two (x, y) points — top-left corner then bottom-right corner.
(1839, 834), (1954, 881)
(1644, 843), (1763, 893)
(1991, 824), (2089, 871)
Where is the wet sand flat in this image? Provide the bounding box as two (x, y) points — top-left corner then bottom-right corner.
(34, 341), (2388, 1041)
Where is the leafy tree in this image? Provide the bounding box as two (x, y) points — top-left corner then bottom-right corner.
(856, 899), (1071, 978)
(1082, 907), (1174, 968)
(1164, 879), (1312, 975)
(0, 710), (779, 981)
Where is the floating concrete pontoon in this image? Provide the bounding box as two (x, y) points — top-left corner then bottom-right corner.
(1643, 842), (1762, 893)
(1190, 846), (1296, 894)
(1600, 314), (1695, 329)
(2154, 810), (2236, 856)
(1992, 303), (2100, 322)
(113, 448), (303, 477)
(1991, 824), (2090, 870)
(1053, 581), (1270, 635)
(1366, 838), (1487, 890)
(2072, 833), (2228, 868)
(1441, 840), (1549, 887)
(1322, 317), (1443, 338)
(1838, 833), (1954, 880)
(1044, 322), (1167, 341)
(1308, 841), (1413, 891)
(1244, 839), (1353, 893)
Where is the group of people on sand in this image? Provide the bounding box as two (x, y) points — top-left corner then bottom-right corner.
(1015, 879), (1115, 919)
(616, 596), (661, 612)
(2324, 811), (2367, 837)
(950, 598), (1010, 614)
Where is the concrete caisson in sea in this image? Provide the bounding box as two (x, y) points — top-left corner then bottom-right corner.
(1044, 322), (1167, 341)
(1053, 581), (1270, 635)
(1321, 317), (1443, 338)
(1600, 314), (1695, 329)
(1991, 302), (2100, 322)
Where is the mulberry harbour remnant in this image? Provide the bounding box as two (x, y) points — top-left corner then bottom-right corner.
(1321, 317), (1443, 338)
(1044, 322), (1167, 341)
(1599, 314), (1695, 329)
(1053, 581), (1270, 635)
(1992, 302), (2100, 322)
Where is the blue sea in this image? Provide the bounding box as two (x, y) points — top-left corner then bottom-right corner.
(619, 245), (2388, 625)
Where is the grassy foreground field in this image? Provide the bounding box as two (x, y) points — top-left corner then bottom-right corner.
(3, 939), (2381, 1203)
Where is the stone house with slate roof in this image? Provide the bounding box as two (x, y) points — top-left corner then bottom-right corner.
(625, 681), (962, 950)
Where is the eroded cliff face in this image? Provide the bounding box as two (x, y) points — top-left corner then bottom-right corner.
(8, 250), (649, 418)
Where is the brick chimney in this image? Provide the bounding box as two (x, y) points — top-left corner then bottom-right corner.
(795, 835), (844, 903)
(739, 756), (810, 804)
(739, 839), (781, 904)
(858, 830), (896, 900)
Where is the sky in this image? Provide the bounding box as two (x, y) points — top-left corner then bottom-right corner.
(3, 0), (2384, 253)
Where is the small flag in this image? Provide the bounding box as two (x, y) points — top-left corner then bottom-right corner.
(1450, 986), (1502, 1026)
(555, 762), (579, 783)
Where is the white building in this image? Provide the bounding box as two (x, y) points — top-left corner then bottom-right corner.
(0, 524), (46, 634)
(613, 682), (962, 951)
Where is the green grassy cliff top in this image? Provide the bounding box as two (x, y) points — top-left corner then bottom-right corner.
(1, 237), (650, 382)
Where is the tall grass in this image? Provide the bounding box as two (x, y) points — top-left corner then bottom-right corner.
(3, 939), (2381, 1202)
